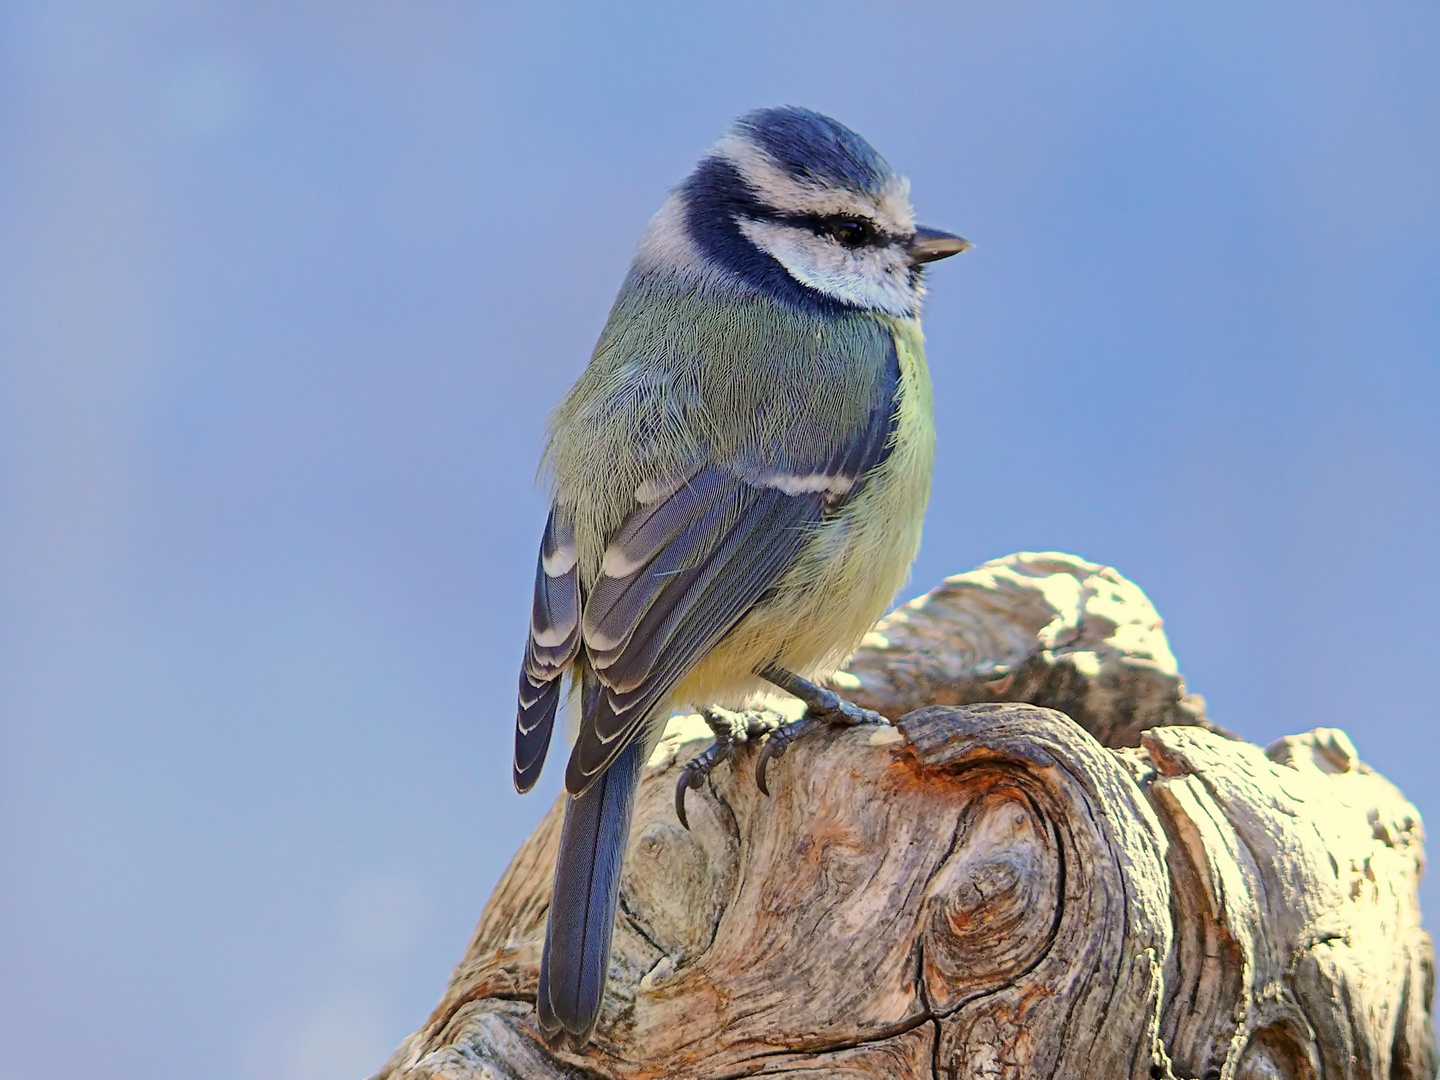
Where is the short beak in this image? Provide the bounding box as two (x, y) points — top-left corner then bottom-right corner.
(907, 225), (972, 265)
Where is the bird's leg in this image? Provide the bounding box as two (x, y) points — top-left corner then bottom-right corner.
(674, 707), (780, 829)
(754, 664), (888, 795)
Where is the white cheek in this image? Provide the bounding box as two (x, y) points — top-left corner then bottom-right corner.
(738, 219), (918, 316)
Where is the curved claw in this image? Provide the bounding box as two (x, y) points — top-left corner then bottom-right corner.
(755, 737), (781, 797)
(674, 738), (731, 830)
(675, 771), (692, 830)
(755, 714), (821, 796)
(674, 761), (703, 830)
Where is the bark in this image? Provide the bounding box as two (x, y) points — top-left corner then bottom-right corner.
(835, 551), (1215, 746)
(374, 553), (1435, 1080)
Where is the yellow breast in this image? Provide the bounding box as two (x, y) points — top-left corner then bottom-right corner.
(673, 316), (935, 709)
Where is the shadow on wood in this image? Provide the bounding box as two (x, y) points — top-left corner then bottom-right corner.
(374, 553), (1436, 1080)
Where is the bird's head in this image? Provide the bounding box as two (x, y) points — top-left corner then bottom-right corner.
(652, 106), (969, 317)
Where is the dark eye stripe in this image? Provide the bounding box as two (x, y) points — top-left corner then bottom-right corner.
(788, 213), (890, 248)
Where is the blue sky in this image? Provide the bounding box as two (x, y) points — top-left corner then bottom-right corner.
(1, 3), (1437, 1076)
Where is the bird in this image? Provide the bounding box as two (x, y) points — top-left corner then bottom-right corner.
(512, 105), (968, 1050)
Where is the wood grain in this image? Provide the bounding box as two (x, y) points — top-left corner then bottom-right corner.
(374, 555), (1434, 1080)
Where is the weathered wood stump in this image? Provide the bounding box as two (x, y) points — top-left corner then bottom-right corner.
(374, 553), (1435, 1079)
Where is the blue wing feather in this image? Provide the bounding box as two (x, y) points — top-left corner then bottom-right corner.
(514, 508), (581, 793)
(521, 326), (903, 1047)
(566, 474), (821, 791)
(560, 334), (901, 793)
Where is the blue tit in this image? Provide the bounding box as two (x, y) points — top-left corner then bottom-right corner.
(513, 105), (968, 1049)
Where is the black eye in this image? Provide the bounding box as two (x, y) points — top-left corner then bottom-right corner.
(820, 217), (875, 248)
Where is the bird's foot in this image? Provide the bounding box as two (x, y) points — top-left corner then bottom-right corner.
(755, 665), (888, 795)
(674, 707), (779, 829)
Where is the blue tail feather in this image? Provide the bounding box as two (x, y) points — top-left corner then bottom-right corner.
(537, 735), (644, 1047)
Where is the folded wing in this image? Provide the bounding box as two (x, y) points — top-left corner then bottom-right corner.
(516, 337), (902, 797)
(514, 507), (581, 792)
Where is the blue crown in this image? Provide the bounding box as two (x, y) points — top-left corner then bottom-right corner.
(732, 106), (894, 196)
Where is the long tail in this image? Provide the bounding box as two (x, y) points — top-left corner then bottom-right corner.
(537, 732), (644, 1048)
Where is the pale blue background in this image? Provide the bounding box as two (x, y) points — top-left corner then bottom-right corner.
(2, 3), (1437, 1077)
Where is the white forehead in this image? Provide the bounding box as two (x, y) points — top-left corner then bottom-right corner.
(711, 133), (915, 234)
